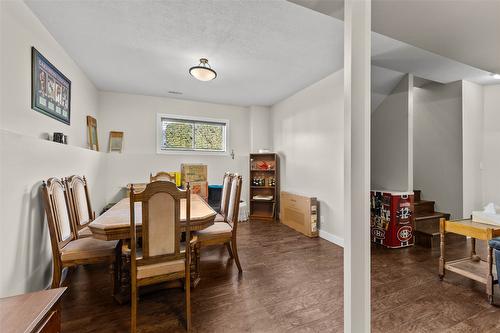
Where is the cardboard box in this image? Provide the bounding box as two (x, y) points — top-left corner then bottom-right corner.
(183, 181), (208, 201)
(181, 164), (207, 183)
(280, 191), (318, 237)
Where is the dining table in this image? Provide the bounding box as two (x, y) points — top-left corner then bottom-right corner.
(89, 194), (216, 240)
(88, 193), (217, 301)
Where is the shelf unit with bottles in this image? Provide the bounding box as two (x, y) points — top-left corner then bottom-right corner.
(249, 153), (279, 221)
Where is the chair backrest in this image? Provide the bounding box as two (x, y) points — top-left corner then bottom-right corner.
(220, 172), (233, 216)
(65, 175), (94, 233)
(226, 174), (243, 230)
(150, 172), (175, 183)
(42, 178), (76, 257)
(129, 181), (190, 266)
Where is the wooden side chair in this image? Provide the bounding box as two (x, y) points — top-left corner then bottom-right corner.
(196, 174), (243, 273)
(214, 172), (233, 222)
(129, 181), (193, 332)
(41, 178), (120, 292)
(64, 175), (95, 238)
(150, 171), (175, 183)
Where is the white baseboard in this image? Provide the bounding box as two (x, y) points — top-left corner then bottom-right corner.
(319, 229), (344, 247)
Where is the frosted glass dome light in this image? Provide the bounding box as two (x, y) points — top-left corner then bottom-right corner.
(189, 58), (217, 81)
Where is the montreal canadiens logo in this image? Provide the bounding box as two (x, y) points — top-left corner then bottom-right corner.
(397, 226), (412, 242)
(372, 228), (385, 239)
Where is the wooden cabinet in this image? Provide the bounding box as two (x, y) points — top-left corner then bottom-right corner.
(249, 153), (279, 221)
(0, 288), (66, 333)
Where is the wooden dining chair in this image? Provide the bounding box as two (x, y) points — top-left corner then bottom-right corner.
(129, 181), (193, 332)
(214, 172), (233, 222)
(150, 171), (175, 183)
(64, 175), (95, 238)
(196, 174), (243, 273)
(41, 178), (120, 293)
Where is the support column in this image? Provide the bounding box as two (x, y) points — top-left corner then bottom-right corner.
(343, 0), (371, 332)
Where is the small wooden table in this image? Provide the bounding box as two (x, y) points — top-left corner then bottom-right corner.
(89, 194), (216, 241)
(439, 218), (500, 304)
(0, 288), (66, 333)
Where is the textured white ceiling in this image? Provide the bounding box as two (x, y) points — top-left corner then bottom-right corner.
(26, 0), (499, 108)
(25, 0), (344, 107)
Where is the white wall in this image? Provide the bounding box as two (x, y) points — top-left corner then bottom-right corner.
(462, 81), (484, 217)
(249, 106), (271, 153)
(98, 92), (252, 203)
(1, 0), (99, 148)
(413, 81), (463, 218)
(0, 130), (106, 297)
(0, 1), (104, 297)
(482, 85), (500, 206)
(371, 74), (412, 191)
(271, 69), (344, 244)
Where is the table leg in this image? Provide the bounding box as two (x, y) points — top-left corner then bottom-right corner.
(487, 245), (494, 304)
(113, 240), (132, 305)
(439, 219), (445, 280)
(470, 238), (481, 262)
(192, 243), (201, 288)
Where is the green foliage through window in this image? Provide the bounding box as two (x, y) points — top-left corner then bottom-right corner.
(161, 117), (226, 152)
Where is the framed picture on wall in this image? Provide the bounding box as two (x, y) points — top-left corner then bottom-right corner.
(31, 47), (71, 125)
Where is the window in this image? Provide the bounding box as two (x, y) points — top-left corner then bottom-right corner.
(157, 114), (228, 153)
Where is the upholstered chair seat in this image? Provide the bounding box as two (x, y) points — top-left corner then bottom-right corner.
(195, 174), (243, 273)
(42, 178), (120, 294)
(78, 226), (93, 238)
(214, 213), (225, 222)
(61, 238), (119, 262)
(129, 181), (193, 332)
(197, 222), (232, 241)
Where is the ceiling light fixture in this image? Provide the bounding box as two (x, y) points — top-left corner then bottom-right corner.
(492, 73), (500, 80)
(189, 58), (217, 81)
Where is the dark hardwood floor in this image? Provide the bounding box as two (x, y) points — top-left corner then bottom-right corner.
(60, 221), (499, 332)
(61, 220), (343, 332)
(372, 239), (500, 333)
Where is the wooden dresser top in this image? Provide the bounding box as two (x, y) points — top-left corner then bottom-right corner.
(0, 288), (66, 333)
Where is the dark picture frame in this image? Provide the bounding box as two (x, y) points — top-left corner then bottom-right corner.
(31, 47), (71, 125)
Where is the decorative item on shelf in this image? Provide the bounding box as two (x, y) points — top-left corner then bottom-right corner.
(253, 194), (273, 201)
(252, 177), (268, 186)
(255, 160), (274, 170)
(31, 47), (71, 125)
(108, 131), (124, 152)
(86, 115), (99, 151)
(53, 132), (64, 144)
(269, 177), (276, 187)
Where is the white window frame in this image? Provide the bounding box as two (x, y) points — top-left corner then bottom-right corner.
(156, 113), (229, 155)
